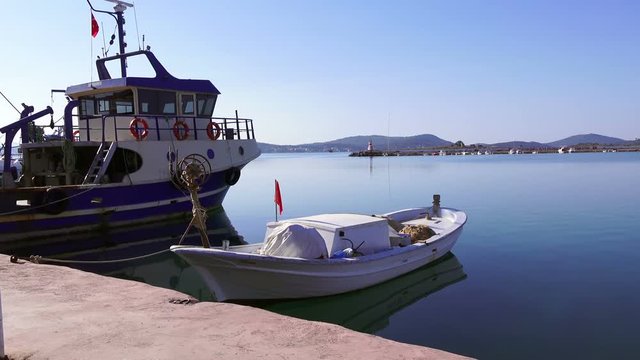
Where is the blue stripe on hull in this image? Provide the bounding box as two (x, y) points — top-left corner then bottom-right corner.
(0, 169), (234, 245)
(0, 189), (227, 236)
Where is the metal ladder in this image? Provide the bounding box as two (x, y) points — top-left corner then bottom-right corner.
(82, 142), (117, 184)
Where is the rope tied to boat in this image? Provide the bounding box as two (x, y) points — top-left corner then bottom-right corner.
(8, 249), (172, 266)
(399, 225), (436, 243)
(8, 255), (41, 264)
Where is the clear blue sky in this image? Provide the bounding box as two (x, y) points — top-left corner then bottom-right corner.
(1, 0), (638, 145)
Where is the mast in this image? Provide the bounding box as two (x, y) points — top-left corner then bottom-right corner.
(114, 3), (128, 77)
(88, 0), (133, 77)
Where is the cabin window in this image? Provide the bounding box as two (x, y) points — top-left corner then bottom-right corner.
(138, 89), (152, 114)
(162, 102), (175, 115)
(138, 89), (176, 115)
(78, 90), (134, 118)
(196, 94), (217, 117)
(98, 98), (110, 114)
(181, 94), (195, 115)
(79, 98), (96, 118)
(115, 99), (134, 114)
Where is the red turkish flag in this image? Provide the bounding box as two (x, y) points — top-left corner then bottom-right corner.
(274, 180), (283, 215)
(91, 12), (99, 38)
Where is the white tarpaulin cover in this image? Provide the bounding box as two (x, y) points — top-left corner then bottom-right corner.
(260, 224), (329, 259)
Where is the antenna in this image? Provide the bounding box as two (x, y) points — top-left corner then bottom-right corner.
(132, 0), (141, 50)
(105, 0), (134, 9)
(0, 90), (20, 115)
(87, 0), (134, 77)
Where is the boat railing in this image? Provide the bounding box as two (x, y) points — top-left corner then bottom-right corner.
(30, 114), (256, 143)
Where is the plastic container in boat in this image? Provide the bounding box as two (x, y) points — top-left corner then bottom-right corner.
(331, 248), (354, 259)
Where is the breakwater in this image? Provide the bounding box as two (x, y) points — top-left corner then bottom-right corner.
(350, 146), (639, 157)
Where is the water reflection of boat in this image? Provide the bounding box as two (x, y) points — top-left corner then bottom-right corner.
(256, 253), (466, 334)
(6, 208), (245, 274)
(105, 246), (218, 301)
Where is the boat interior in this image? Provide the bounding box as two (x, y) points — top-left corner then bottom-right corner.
(198, 207), (460, 259)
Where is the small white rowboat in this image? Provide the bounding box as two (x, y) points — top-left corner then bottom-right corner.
(171, 206), (467, 301)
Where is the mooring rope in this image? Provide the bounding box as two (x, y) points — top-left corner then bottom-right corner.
(10, 248), (172, 266)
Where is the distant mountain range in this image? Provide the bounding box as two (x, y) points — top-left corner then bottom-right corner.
(544, 134), (629, 147)
(258, 133), (637, 153)
(259, 134), (450, 153)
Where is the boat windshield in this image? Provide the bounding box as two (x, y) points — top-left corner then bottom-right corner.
(79, 90), (134, 119)
(138, 89), (176, 115)
(196, 94), (216, 117)
(77, 89), (218, 119)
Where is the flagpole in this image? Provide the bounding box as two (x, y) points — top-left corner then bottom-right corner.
(274, 179), (282, 222)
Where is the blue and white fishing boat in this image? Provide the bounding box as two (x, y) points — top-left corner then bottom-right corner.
(0, 1), (260, 252)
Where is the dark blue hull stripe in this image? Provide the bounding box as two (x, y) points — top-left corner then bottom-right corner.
(0, 172), (232, 241)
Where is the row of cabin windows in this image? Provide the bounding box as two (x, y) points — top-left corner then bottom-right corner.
(78, 89), (217, 119)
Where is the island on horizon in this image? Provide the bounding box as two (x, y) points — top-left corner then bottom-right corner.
(258, 133), (640, 155)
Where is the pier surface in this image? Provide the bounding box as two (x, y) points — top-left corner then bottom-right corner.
(0, 254), (471, 360)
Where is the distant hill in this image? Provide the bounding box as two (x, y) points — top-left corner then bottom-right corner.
(488, 141), (547, 148)
(258, 133), (632, 153)
(259, 134), (451, 153)
(545, 134), (627, 147)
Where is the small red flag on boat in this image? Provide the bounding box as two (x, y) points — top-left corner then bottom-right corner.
(274, 179), (283, 215)
(91, 12), (99, 38)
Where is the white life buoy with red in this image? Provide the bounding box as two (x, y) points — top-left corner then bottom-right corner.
(173, 120), (190, 140)
(129, 118), (149, 140)
(206, 121), (221, 140)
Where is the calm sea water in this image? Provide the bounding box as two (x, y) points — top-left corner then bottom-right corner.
(108, 152), (640, 359)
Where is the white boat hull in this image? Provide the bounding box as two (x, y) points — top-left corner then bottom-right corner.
(172, 207), (466, 301)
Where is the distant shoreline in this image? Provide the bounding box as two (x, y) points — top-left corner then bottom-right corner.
(349, 146), (640, 157)
(259, 133), (639, 154)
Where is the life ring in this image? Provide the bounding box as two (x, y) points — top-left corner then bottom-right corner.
(224, 167), (241, 186)
(172, 120), (190, 140)
(72, 130), (80, 141)
(206, 122), (221, 140)
(129, 118), (149, 140)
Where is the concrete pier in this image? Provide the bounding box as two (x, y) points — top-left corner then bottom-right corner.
(0, 254), (472, 360)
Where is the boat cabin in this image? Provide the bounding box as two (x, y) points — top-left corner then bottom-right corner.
(2, 2), (256, 190)
(2, 50), (255, 188)
(66, 50), (223, 143)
